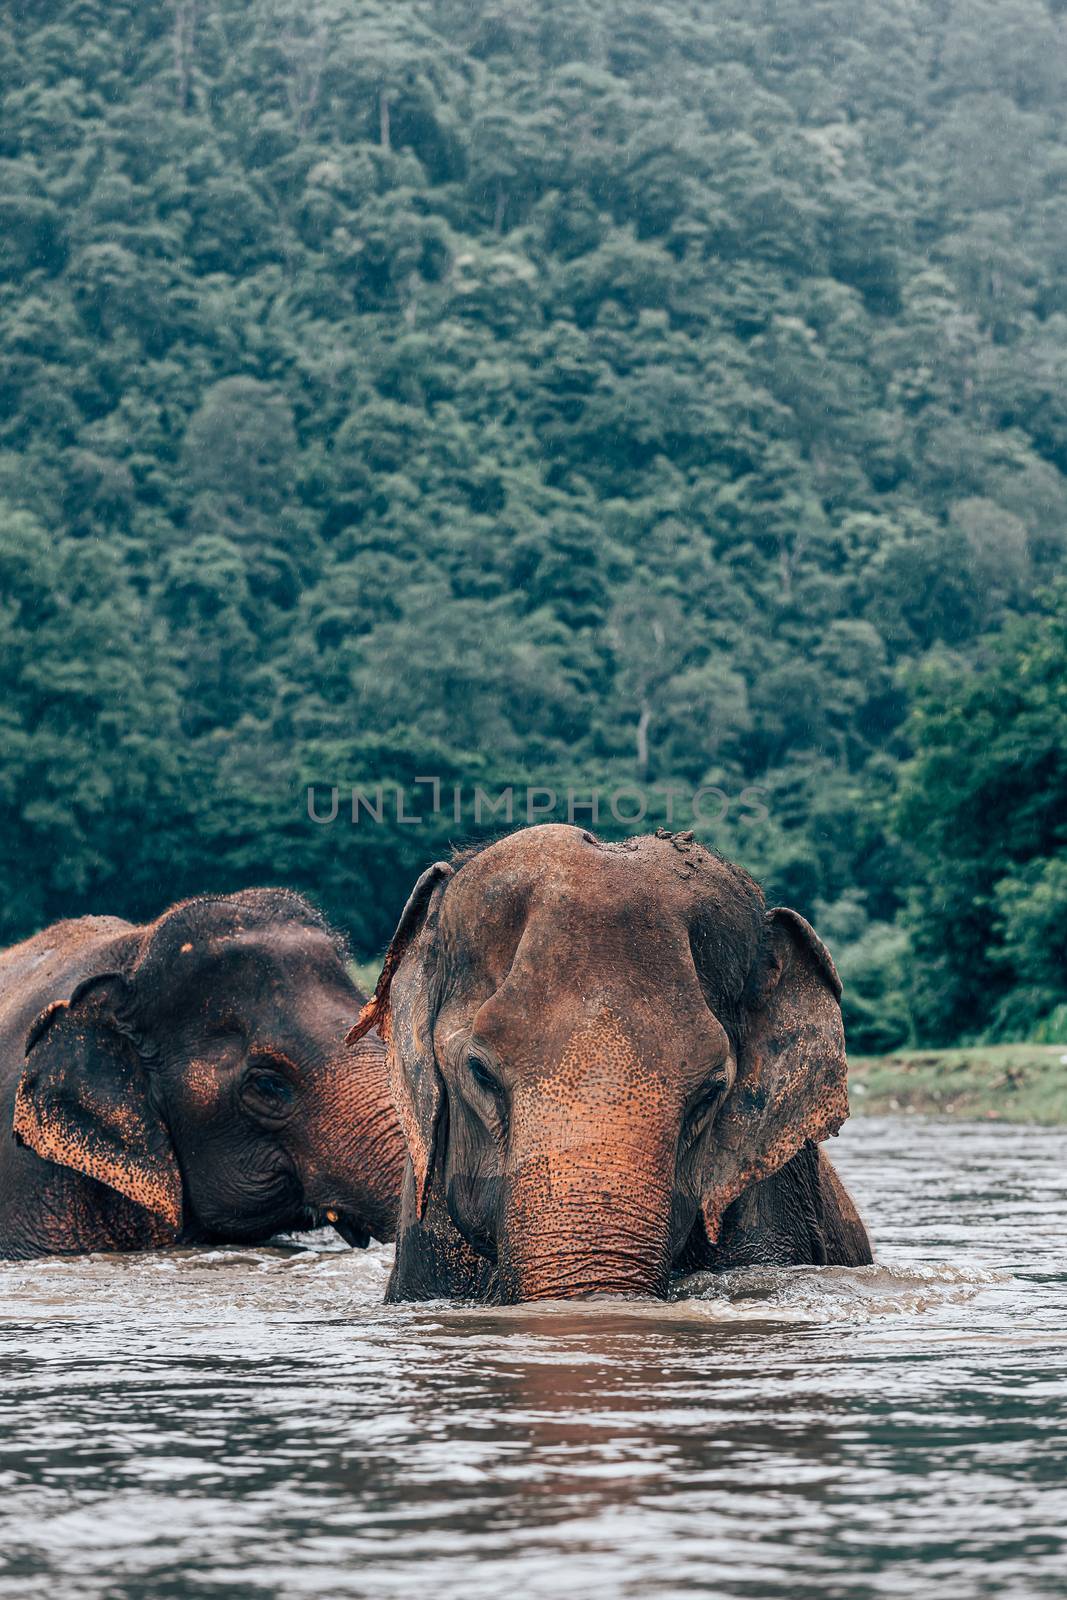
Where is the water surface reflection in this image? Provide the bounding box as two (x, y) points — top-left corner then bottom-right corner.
(0, 1117), (1063, 1598)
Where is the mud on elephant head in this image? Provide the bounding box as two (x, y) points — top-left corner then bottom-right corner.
(350, 824), (865, 1303)
(8, 890), (404, 1255)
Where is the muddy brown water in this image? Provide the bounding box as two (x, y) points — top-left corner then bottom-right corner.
(0, 1116), (1064, 1599)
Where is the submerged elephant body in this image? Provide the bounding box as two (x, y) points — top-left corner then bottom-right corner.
(0, 890), (405, 1259)
(351, 825), (872, 1303)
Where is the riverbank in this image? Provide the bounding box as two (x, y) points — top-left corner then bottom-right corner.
(848, 1044), (1067, 1124)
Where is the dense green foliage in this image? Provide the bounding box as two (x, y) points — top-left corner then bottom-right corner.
(1, 0), (1065, 1043)
(897, 596), (1067, 1043)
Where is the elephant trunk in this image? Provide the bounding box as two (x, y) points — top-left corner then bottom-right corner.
(301, 1036), (406, 1243)
(494, 1016), (678, 1302)
(498, 1148), (674, 1302)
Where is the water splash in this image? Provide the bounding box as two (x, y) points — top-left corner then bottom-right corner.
(670, 1259), (1006, 1320)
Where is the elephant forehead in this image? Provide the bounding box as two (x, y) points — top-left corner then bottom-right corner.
(464, 899), (702, 1029)
(452, 822), (755, 913)
(450, 830), (680, 938)
(183, 1057), (226, 1111)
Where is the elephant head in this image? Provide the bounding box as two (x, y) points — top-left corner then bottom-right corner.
(14, 890), (404, 1248)
(351, 825), (852, 1302)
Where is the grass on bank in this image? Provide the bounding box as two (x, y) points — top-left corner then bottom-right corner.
(848, 1045), (1067, 1125)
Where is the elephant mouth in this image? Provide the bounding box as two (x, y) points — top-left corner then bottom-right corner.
(320, 1208), (372, 1249)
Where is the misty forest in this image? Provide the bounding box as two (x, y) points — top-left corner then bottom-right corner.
(2, 0), (1066, 1051)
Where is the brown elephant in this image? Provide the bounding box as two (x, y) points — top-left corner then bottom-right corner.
(0, 889), (405, 1259)
(349, 824), (872, 1303)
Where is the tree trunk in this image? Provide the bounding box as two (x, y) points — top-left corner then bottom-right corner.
(379, 90), (391, 151)
(172, 0), (197, 111)
(635, 702), (651, 779)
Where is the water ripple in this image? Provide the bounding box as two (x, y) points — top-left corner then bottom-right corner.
(0, 1117), (1064, 1599)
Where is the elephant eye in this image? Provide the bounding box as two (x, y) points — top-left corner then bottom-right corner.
(687, 1077), (727, 1133)
(243, 1062), (296, 1117)
(466, 1054), (501, 1095)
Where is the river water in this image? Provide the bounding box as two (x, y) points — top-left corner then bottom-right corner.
(0, 1116), (1064, 1599)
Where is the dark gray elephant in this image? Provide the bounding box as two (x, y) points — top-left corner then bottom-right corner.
(0, 889), (405, 1259)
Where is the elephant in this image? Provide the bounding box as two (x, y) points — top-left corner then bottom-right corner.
(0, 888), (405, 1259)
(348, 824), (872, 1304)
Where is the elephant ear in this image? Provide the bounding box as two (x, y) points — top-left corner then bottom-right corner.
(699, 908), (849, 1246)
(14, 974), (183, 1229)
(347, 862), (453, 1220)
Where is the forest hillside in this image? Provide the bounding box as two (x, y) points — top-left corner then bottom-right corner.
(2, 1), (1066, 1047)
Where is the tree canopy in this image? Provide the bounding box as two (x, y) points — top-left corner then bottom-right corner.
(2, 0), (1065, 1044)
